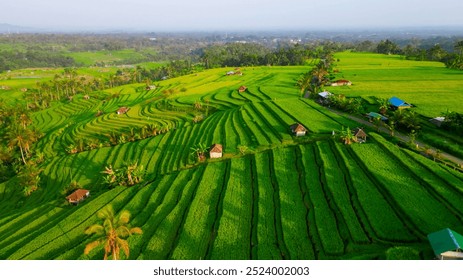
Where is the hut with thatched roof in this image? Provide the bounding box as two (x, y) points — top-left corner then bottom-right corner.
(209, 144), (223, 159)
(290, 123), (307, 137)
(66, 189), (90, 205)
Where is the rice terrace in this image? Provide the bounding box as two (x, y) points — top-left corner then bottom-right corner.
(1, 33), (463, 261)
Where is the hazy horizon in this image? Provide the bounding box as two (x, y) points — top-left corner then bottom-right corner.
(3, 0), (463, 32)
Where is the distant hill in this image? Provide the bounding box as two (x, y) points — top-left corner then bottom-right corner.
(0, 23), (37, 33)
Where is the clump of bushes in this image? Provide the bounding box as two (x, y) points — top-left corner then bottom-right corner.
(102, 161), (145, 188)
(385, 246), (420, 260)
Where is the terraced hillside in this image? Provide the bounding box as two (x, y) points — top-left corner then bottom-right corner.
(1, 63), (463, 260)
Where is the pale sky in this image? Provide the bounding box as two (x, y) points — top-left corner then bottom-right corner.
(3, 0), (463, 31)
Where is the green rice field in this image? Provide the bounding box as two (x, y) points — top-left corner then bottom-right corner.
(1, 52), (463, 260)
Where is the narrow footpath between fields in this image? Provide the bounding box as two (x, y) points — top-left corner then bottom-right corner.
(328, 108), (463, 168)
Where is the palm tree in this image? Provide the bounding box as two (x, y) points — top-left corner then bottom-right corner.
(455, 40), (463, 62)
(18, 113), (32, 129)
(6, 125), (33, 165)
(84, 206), (142, 260)
(190, 143), (208, 162)
(377, 98), (389, 115)
(310, 62), (329, 88)
(18, 162), (42, 196)
(102, 165), (118, 186)
(385, 120), (396, 136)
(372, 116), (382, 132)
(296, 72), (312, 97)
(126, 161), (144, 186)
(107, 131), (118, 145)
(193, 100), (202, 110)
(340, 127), (354, 145)
(145, 124), (159, 136)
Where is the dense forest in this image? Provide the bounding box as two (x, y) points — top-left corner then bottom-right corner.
(1, 33), (463, 72)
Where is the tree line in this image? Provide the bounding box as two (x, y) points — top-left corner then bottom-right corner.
(0, 100), (43, 195)
(1, 33), (463, 72)
(0, 49), (76, 72)
(373, 39), (463, 70)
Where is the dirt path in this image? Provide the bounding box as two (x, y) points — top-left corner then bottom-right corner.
(328, 108), (463, 168)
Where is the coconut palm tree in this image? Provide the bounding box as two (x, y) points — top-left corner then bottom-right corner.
(296, 72), (312, 97)
(385, 120), (396, 136)
(107, 131), (118, 145)
(190, 143), (208, 162)
(126, 161), (144, 186)
(18, 113), (32, 129)
(146, 124), (159, 136)
(6, 125), (35, 165)
(18, 163), (42, 196)
(310, 62), (329, 88)
(102, 165), (118, 186)
(377, 98), (389, 115)
(372, 116), (382, 132)
(340, 127), (354, 145)
(455, 40), (463, 62)
(193, 100), (202, 110)
(84, 206), (142, 260)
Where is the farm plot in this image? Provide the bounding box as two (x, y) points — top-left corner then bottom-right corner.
(275, 99), (350, 133)
(170, 161), (229, 260)
(272, 147), (314, 259)
(210, 157), (253, 259)
(350, 135), (463, 236)
(299, 144), (344, 256)
(333, 143), (417, 242)
(371, 134), (463, 218)
(254, 152), (284, 259)
(315, 141), (369, 244)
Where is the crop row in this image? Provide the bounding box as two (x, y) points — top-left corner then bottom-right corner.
(6, 186), (130, 259)
(254, 151), (284, 259)
(298, 144), (344, 256)
(371, 134), (463, 219)
(272, 147), (314, 259)
(333, 143), (417, 242)
(315, 141), (370, 244)
(127, 169), (198, 260)
(350, 136), (462, 236)
(210, 157), (253, 259)
(170, 161), (229, 259)
(141, 166), (205, 259)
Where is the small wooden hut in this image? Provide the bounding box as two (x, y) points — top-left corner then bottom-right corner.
(117, 107), (129, 115)
(66, 189), (90, 205)
(290, 123), (307, 137)
(209, 144), (223, 159)
(352, 128), (367, 143)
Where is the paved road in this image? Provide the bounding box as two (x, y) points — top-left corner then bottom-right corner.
(328, 108), (463, 168)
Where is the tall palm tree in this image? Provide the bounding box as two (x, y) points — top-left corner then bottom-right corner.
(84, 206), (142, 260)
(6, 125), (31, 165)
(310, 63), (329, 88)
(377, 98), (389, 115)
(340, 127), (354, 145)
(18, 113), (32, 129)
(385, 120), (396, 136)
(455, 40), (463, 61)
(190, 143), (208, 162)
(296, 72), (312, 97)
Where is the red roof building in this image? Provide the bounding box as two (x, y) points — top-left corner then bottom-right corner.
(117, 107), (129, 115)
(331, 80), (352, 86)
(290, 123), (307, 137)
(66, 189), (90, 205)
(209, 144), (223, 158)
